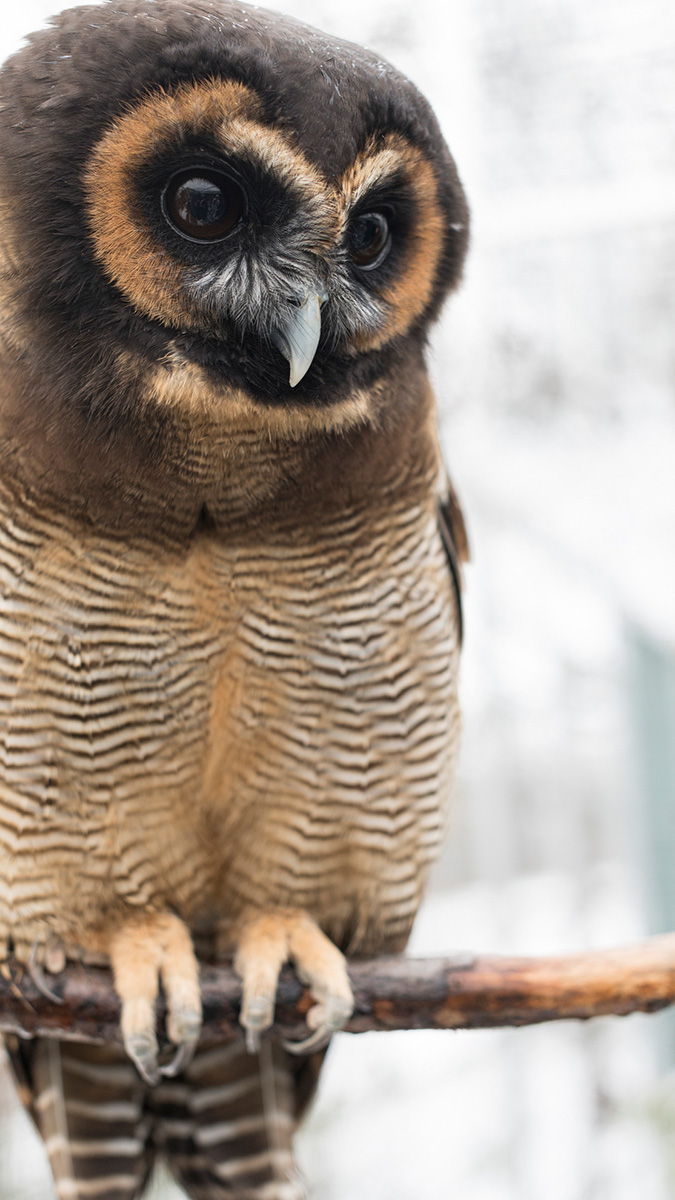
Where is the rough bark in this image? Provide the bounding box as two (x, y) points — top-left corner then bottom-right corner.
(2, 934), (675, 1046)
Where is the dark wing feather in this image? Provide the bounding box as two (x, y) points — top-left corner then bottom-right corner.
(437, 480), (469, 647)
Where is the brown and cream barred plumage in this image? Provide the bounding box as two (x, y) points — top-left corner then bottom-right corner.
(0, 1), (469, 1196)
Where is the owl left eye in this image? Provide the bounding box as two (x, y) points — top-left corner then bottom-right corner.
(162, 168), (245, 242)
(349, 212), (391, 270)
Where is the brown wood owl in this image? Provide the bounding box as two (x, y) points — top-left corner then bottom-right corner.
(0, 1), (469, 1196)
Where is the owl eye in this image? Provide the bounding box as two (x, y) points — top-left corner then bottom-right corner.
(349, 212), (391, 270)
(162, 168), (245, 242)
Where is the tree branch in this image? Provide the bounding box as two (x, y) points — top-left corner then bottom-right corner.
(2, 934), (675, 1046)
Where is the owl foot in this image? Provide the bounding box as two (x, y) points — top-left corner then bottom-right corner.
(234, 909), (353, 1055)
(0, 934), (67, 1000)
(108, 912), (201, 1086)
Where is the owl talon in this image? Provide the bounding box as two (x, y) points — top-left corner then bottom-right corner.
(166, 1003), (202, 1048)
(283, 1028), (331, 1055)
(28, 941), (64, 1005)
(242, 994), (275, 1034)
(234, 909), (354, 1053)
(161, 1037), (198, 1078)
(240, 996), (274, 1055)
(125, 1031), (160, 1087)
(284, 994), (354, 1054)
(245, 1027), (262, 1055)
(109, 912), (202, 1085)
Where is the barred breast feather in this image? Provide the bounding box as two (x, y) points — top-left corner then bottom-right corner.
(0, 422), (463, 1200)
(0, 451), (461, 965)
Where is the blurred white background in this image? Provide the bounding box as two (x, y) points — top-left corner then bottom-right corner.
(1, 0), (675, 1197)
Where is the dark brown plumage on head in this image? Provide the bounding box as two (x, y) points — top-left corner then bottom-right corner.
(0, 0), (468, 501)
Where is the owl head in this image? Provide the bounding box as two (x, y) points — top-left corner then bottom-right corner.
(0, 0), (468, 497)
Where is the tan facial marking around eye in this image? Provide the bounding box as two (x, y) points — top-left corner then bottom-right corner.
(337, 132), (447, 351)
(82, 78), (336, 330)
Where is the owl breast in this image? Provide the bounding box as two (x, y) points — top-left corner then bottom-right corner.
(0, 472), (460, 962)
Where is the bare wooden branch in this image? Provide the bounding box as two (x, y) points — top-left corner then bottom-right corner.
(2, 934), (675, 1046)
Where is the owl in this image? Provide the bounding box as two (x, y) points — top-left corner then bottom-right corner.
(0, 0), (469, 1197)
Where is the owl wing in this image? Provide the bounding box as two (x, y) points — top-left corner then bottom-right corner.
(437, 478), (469, 646)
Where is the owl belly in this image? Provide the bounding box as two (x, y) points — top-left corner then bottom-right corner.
(0, 491), (460, 960)
(201, 502), (461, 956)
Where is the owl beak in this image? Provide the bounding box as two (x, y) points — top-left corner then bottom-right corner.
(273, 292), (323, 387)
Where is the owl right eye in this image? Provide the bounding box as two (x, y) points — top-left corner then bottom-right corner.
(162, 168), (245, 242)
(349, 211), (392, 270)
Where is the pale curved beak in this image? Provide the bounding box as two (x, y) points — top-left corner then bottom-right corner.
(274, 292), (323, 387)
